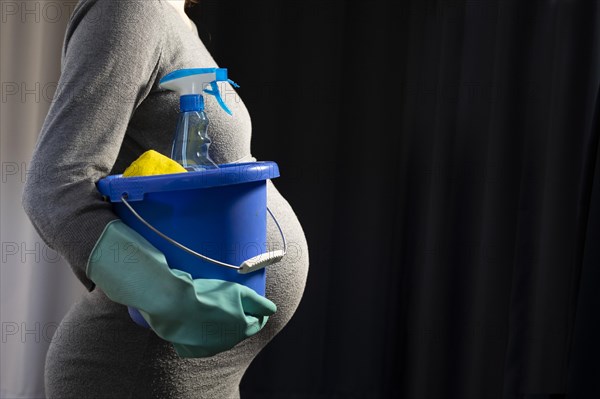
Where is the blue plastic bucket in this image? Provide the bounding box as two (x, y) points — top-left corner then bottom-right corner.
(96, 161), (279, 328)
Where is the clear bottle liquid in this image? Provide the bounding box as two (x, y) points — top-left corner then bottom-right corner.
(170, 94), (218, 171)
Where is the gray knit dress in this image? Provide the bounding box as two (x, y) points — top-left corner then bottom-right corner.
(21, 1), (309, 398)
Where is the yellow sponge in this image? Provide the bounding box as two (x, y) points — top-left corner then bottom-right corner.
(122, 150), (187, 177)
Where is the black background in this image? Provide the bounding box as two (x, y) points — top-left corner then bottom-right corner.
(187, 1), (600, 398)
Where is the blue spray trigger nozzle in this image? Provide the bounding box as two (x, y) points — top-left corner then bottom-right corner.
(204, 81), (235, 115)
(159, 67), (238, 116)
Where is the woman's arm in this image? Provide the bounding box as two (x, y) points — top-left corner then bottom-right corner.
(22, 0), (165, 290)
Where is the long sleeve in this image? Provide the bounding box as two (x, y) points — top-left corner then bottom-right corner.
(21, 0), (165, 290)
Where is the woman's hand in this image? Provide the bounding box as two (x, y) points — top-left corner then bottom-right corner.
(86, 220), (276, 358)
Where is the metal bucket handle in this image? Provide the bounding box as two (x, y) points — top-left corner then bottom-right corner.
(120, 195), (286, 274)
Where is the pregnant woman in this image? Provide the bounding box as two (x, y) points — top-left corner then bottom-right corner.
(21, 0), (309, 397)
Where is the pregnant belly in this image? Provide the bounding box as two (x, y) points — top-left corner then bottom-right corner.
(263, 180), (310, 333)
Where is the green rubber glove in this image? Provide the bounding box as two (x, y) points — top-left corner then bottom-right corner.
(86, 220), (277, 358)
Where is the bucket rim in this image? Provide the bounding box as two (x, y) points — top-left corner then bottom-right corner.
(97, 161), (279, 202)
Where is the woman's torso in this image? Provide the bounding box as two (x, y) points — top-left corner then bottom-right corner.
(44, 2), (309, 398)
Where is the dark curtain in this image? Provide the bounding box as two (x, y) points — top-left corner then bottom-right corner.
(188, 1), (600, 398)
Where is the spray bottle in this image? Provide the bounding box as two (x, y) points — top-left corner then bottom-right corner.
(159, 68), (238, 170)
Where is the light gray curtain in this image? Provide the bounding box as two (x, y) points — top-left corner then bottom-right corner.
(1, 2), (86, 398)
